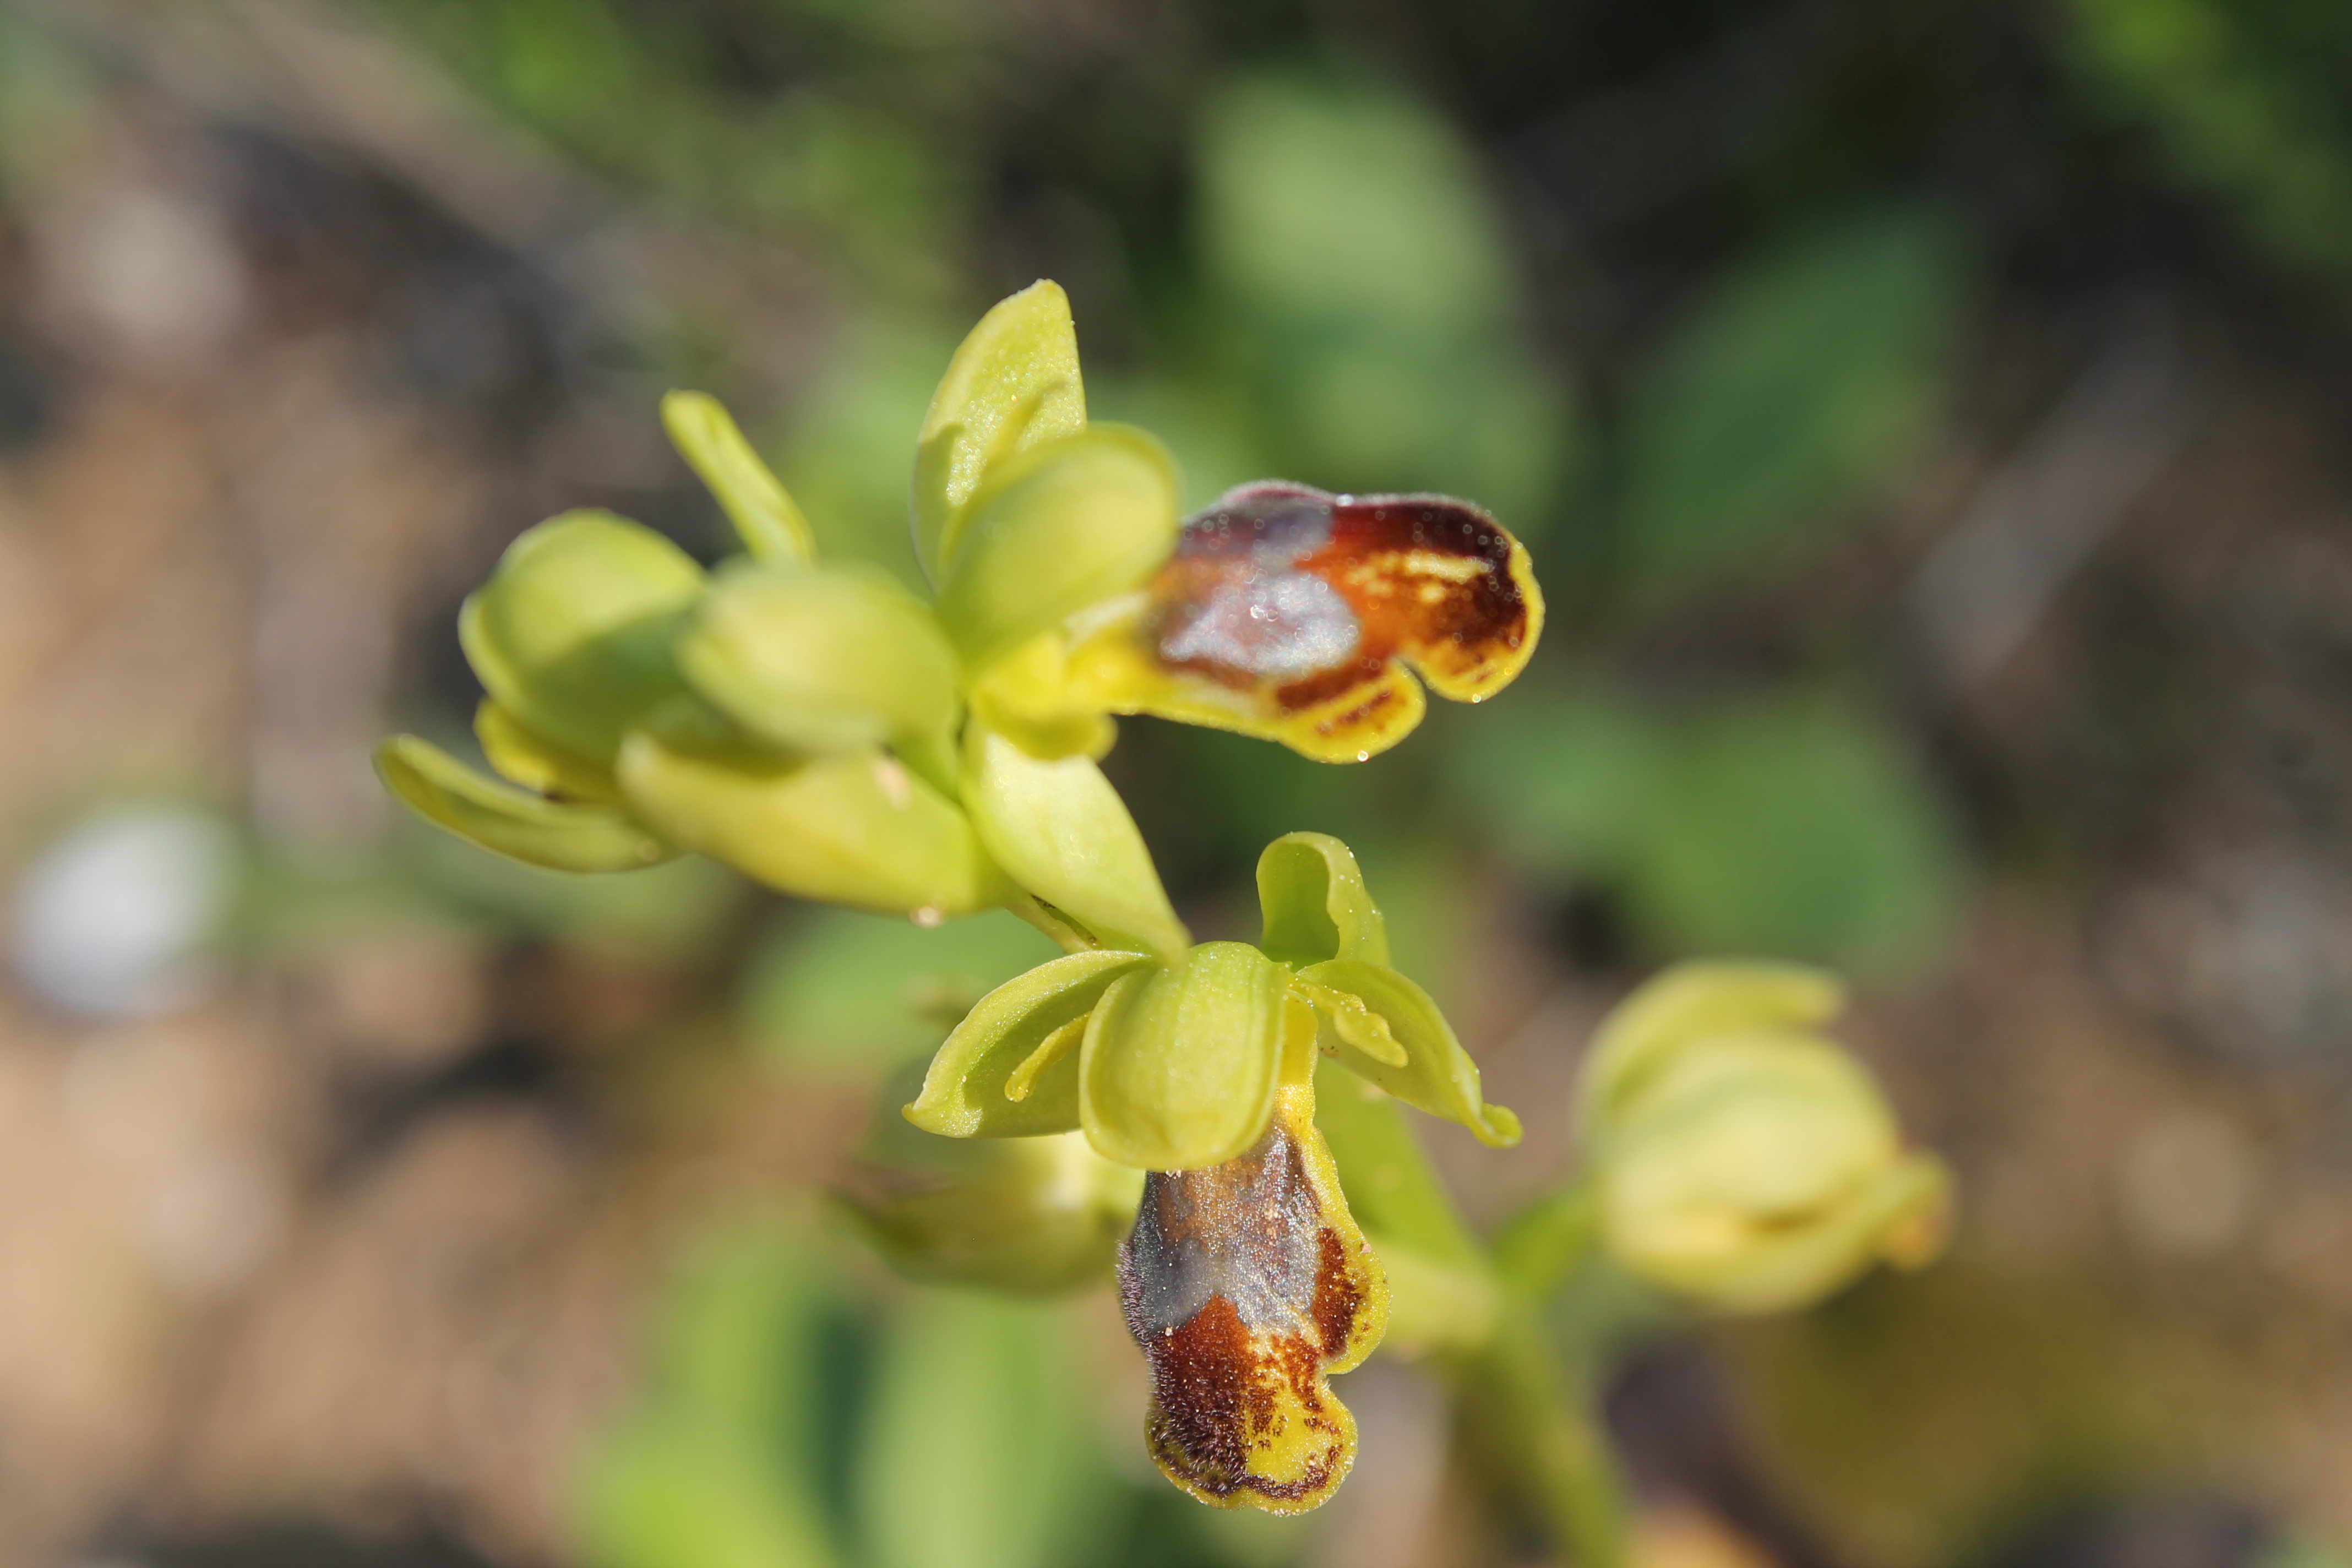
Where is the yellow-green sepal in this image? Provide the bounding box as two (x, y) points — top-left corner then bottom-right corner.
(1079, 942), (1296, 1170)
(617, 698), (1003, 918)
(1299, 959), (1522, 1148)
(475, 699), (622, 804)
(960, 723), (1189, 960)
(375, 734), (673, 873)
(458, 509), (705, 763)
(1598, 1031), (1950, 1313)
(676, 559), (961, 756)
(913, 280), (1088, 583)
(904, 949), (1155, 1139)
(934, 426), (1180, 672)
(1256, 831), (1391, 967)
(1579, 961), (1844, 1139)
(661, 390), (818, 563)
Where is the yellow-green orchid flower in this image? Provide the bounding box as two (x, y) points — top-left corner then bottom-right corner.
(903, 831), (1514, 1512)
(1576, 962), (1953, 1314)
(375, 284), (1191, 953)
(915, 281), (1545, 770)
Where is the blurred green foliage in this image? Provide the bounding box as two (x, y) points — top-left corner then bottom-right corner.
(1616, 206), (1967, 606)
(1190, 75), (1578, 531)
(579, 1221), (1310, 1568)
(581, 1228), (847, 1568)
(2062, 0), (2352, 287)
(1453, 688), (1961, 971)
(739, 908), (1059, 1068)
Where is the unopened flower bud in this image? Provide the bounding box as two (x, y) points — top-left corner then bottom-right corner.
(841, 1098), (1141, 1295)
(676, 559), (961, 757)
(1578, 963), (1950, 1314)
(459, 510), (705, 765)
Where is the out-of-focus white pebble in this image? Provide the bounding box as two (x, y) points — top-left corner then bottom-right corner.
(9, 805), (240, 1019)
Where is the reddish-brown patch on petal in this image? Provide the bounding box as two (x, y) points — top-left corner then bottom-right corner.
(1117, 1086), (1387, 1512)
(1076, 482), (1542, 762)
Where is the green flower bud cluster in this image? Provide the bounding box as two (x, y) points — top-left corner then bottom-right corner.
(377, 283), (1194, 954)
(1575, 962), (1952, 1314)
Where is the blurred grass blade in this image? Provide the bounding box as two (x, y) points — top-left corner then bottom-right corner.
(1627, 700), (1963, 971)
(576, 1226), (849, 1568)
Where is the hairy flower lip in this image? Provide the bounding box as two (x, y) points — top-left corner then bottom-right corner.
(1157, 481), (1535, 699)
(1118, 1064), (1388, 1514)
(1067, 480), (1544, 763)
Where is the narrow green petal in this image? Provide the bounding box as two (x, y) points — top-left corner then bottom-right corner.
(458, 509), (705, 763)
(1256, 831), (1391, 967)
(961, 723), (1189, 960)
(904, 949), (1153, 1138)
(375, 734), (672, 873)
(913, 280), (1088, 583)
(1300, 959), (1521, 1148)
(1578, 961), (1844, 1139)
(1080, 943), (1292, 1170)
(618, 699), (1003, 918)
(475, 699), (621, 804)
(676, 559), (960, 755)
(934, 426), (1180, 673)
(661, 390), (818, 563)
(1291, 977), (1407, 1067)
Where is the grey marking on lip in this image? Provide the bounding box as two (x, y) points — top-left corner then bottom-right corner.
(1158, 571), (1361, 681)
(1123, 1123), (1322, 1336)
(1177, 485), (1335, 565)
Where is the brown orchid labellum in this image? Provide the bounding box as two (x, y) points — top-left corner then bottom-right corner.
(1116, 1069), (1390, 1513)
(1068, 481), (1544, 762)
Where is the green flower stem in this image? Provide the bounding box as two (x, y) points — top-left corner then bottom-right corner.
(1493, 1177), (1603, 1298)
(1000, 891), (1102, 955)
(1456, 1299), (1630, 1568)
(1316, 1065), (1628, 1567)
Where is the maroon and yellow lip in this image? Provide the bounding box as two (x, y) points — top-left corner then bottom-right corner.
(1069, 482), (1544, 763)
(1117, 1077), (1389, 1512)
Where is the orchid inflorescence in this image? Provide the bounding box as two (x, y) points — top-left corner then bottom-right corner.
(378, 282), (1951, 1522)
